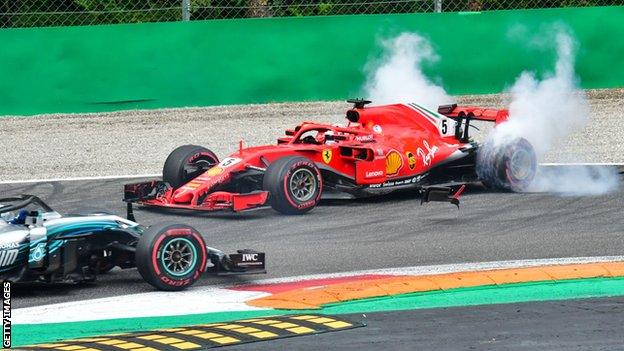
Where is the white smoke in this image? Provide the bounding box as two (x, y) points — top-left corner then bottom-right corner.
(364, 33), (453, 109)
(533, 165), (620, 196)
(489, 29), (620, 195)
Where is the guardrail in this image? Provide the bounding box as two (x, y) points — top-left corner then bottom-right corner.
(1, 0), (620, 28)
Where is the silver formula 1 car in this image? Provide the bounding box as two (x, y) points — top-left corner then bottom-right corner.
(0, 195), (265, 291)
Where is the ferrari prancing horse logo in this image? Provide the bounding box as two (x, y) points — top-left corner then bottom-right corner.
(322, 149), (332, 164)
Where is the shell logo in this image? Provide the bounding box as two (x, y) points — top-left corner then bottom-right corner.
(385, 150), (403, 176)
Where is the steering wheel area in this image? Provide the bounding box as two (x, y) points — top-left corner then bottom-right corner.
(296, 130), (325, 145)
(0, 195), (54, 214)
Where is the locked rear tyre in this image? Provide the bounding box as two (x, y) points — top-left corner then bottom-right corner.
(263, 156), (323, 215)
(477, 138), (537, 192)
(136, 222), (208, 291)
(163, 145), (219, 189)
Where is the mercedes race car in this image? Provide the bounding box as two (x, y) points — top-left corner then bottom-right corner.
(124, 99), (536, 214)
(0, 195), (265, 290)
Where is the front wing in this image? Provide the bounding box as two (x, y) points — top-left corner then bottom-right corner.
(124, 180), (269, 212)
(213, 250), (266, 276)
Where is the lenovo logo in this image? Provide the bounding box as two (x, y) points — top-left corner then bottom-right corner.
(242, 253), (258, 262)
(365, 170), (384, 178)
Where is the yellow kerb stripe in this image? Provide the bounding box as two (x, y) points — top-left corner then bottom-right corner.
(287, 327), (315, 334)
(96, 339), (126, 346)
(252, 320), (281, 325)
(211, 337), (239, 345)
(170, 342), (201, 350)
(271, 322), (299, 329)
(249, 331), (278, 339)
(113, 342), (145, 350)
(325, 321), (352, 329)
(152, 337), (185, 345)
(193, 333), (223, 339)
(289, 315), (318, 320)
(231, 327), (261, 334)
(137, 335), (165, 341)
(308, 317), (335, 324)
(176, 330), (205, 336)
(57, 346), (85, 351)
(215, 324), (244, 330)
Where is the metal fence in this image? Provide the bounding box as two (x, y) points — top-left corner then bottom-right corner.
(1, 0), (621, 28)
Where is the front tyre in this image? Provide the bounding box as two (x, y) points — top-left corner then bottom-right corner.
(477, 138), (537, 192)
(136, 222), (207, 291)
(163, 145), (219, 189)
(263, 156), (322, 215)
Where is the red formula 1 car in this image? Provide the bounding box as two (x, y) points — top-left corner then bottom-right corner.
(124, 99), (537, 215)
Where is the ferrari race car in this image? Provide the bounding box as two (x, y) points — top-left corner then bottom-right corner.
(0, 195), (265, 290)
(124, 99), (537, 214)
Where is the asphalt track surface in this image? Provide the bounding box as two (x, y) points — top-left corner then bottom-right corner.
(6, 175), (623, 308)
(223, 297), (624, 351)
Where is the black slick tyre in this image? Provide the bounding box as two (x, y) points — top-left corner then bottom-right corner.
(263, 156), (322, 215)
(163, 145), (218, 189)
(477, 138), (537, 192)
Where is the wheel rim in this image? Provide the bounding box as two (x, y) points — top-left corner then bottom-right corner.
(160, 238), (197, 277)
(289, 168), (317, 202)
(509, 148), (532, 180)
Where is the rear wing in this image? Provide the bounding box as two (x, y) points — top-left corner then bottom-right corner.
(438, 104), (509, 125)
(437, 104), (509, 142)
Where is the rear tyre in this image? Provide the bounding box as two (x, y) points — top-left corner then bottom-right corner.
(263, 156), (322, 215)
(477, 138), (537, 192)
(163, 145), (218, 189)
(136, 222), (207, 291)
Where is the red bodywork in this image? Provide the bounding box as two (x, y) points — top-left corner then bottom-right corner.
(124, 102), (508, 212)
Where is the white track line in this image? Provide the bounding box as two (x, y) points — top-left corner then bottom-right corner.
(0, 174), (160, 185)
(2, 163), (622, 185)
(14, 288), (268, 325)
(14, 256), (624, 325)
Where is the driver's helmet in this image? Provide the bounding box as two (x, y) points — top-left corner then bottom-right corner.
(9, 210), (28, 224)
(321, 130), (336, 145)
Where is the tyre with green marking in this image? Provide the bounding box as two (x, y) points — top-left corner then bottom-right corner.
(136, 222), (208, 291)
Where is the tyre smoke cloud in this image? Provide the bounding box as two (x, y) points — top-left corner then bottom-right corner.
(364, 30), (620, 195)
(489, 28), (620, 195)
(364, 33), (453, 110)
